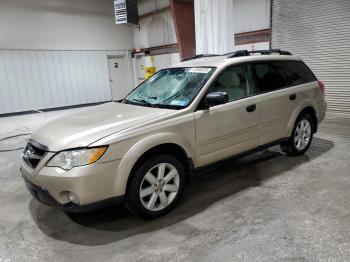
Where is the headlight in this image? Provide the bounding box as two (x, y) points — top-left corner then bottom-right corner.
(47, 146), (107, 170)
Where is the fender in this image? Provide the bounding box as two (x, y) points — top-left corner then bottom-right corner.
(124, 132), (194, 159)
(111, 132), (195, 196)
(286, 99), (317, 137)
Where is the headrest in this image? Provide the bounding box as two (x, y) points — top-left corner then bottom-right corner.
(218, 71), (240, 87)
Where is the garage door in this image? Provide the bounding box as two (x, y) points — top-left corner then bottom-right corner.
(271, 0), (350, 115)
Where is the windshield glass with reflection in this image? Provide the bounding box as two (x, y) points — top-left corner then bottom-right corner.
(125, 67), (215, 109)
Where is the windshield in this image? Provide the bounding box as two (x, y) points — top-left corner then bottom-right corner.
(125, 67), (215, 109)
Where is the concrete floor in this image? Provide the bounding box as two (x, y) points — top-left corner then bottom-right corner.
(1, 108), (350, 262)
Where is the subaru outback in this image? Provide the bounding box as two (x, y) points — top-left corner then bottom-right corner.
(20, 49), (327, 219)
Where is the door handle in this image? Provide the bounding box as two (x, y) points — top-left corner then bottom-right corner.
(246, 104), (256, 113)
(289, 94), (296, 100)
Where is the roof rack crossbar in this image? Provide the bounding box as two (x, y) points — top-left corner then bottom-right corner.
(226, 49), (292, 58)
(181, 54), (220, 62)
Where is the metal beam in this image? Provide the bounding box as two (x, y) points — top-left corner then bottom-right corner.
(170, 0), (196, 59)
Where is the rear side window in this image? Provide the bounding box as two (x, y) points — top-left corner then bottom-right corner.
(274, 61), (317, 86)
(253, 61), (317, 93)
(254, 62), (287, 92)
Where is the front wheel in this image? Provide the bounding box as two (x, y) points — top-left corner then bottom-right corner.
(280, 114), (314, 156)
(126, 154), (185, 219)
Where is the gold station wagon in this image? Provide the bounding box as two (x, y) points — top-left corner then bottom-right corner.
(21, 49), (327, 219)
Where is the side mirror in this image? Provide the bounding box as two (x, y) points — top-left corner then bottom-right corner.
(203, 92), (229, 108)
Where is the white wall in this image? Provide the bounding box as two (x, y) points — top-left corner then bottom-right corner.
(194, 0), (269, 54)
(234, 42), (269, 51)
(137, 0), (171, 16)
(133, 0), (178, 85)
(133, 9), (177, 49)
(0, 0), (272, 114)
(0, 50), (134, 114)
(135, 0), (271, 51)
(233, 0), (270, 33)
(0, 0), (134, 50)
(195, 0), (235, 54)
(0, 0), (136, 114)
(133, 52), (181, 85)
(153, 53), (181, 70)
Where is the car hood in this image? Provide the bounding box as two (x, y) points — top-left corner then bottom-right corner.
(31, 102), (173, 151)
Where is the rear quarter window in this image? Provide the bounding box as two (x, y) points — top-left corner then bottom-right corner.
(273, 61), (317, 87)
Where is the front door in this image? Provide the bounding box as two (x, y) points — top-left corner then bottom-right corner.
(194, 64), (260, 167)
(108, 56), (128, 100)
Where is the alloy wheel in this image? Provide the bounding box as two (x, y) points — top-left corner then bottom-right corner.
(294, 119), (312, 151)
(139, 163), (180, 212)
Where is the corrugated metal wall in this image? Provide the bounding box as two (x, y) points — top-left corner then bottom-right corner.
(0, 50), (134, 114)
(271, 0), (350, 114)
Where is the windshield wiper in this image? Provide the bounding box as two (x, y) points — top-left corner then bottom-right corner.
(132, 98), (158, 108)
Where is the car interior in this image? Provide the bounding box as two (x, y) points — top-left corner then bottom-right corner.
(211, 66), (249, 101)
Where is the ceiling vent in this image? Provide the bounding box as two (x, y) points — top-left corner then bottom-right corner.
(114, 0), (138, 25)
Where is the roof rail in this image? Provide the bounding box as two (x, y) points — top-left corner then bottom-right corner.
(180, 49), (292, 62)
(226, 50), (250, 58)
(250, 49), (292, 55)
(226, 49), (292, 58)
(181, 54), (219, 62)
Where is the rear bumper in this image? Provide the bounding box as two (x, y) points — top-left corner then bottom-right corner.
(317, 100), (327, 123)
(22, 173), (124, 212)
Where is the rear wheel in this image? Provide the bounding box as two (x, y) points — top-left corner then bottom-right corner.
(126, 154), (185, 219)
(280, 114), (314, 156)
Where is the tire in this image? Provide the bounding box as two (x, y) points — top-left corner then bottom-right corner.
(125, 154), (185, 219)
(280, 114), (314, 156)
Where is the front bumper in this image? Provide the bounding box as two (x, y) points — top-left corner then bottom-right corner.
(20, 155), (127, 211)
(22, 174), (123, 212)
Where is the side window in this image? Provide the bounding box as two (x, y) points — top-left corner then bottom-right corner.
(209, 65), (253, 102)
(254, 62), (287, 92)
(276, 61), (317, 86)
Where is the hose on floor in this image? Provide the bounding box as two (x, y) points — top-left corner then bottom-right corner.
(0, 133), (31, 152)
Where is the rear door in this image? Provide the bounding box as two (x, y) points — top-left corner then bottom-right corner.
(253, 60), (316, 145)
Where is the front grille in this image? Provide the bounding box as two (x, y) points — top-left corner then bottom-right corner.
(22, 140), (47, 169)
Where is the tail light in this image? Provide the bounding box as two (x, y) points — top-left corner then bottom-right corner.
(318, 80), (325, 93)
